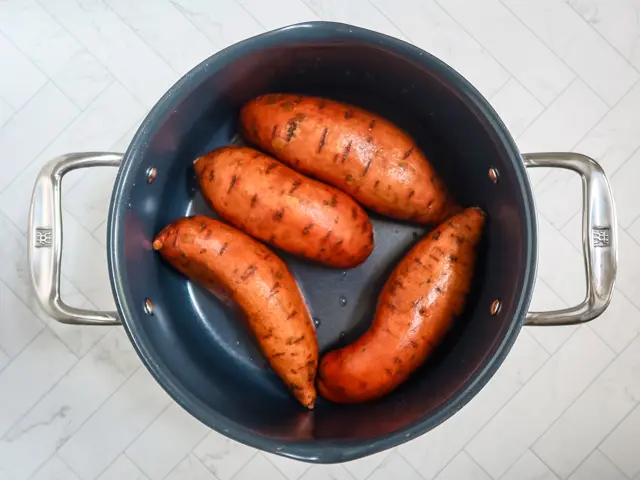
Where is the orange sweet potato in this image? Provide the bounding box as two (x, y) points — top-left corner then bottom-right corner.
(153, 215), (318, 408)
(194, 146), (374, 268)
(240, 94), (460, 224)
(317, 207), (485, 403)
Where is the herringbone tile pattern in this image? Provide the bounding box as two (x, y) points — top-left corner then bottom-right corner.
(0, 1), (639, 479)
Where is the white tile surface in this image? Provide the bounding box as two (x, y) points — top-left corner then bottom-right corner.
(568, 449), (626, 480)
(0, 280), (44, 357)
(31, 455), (81, 480)
(0, 81), (78, 193)
(517, 78), (607, 157)
(233, 454), (287, 480)
(58, 367), (171, 479)
(0, 329), (76, 438)
(303, 0), (405, 40)
(38, 0), (179, 108)
(0, 0), (114, 110)
(435, 0), (575, 106)
(371, 0), (510, 98)
(532, 332), (640, 477)
(600, 404), (640, 478)
(104, 0), (215, 74)
(574, 80), (640, 175)
(501, 450), (559, 480)
(614, 230), (640, 309)
(466, 327), (614, 478)
(165, 454), (218, 480)
(368, 452), (422, 480)
(237, 0), (319, 30)
(0, 349), (9, 374)
(0, 31), (47, 110)
(527, 278), (578, 354)
(264, 453), (311, 480)
(502, 0), (638, 106)
(0, 3), (639, 480)
(64, 166), (118, 233)
(581, 289), (640, 354)
(0, 81), (144, 235)
(610, 148), (640, 229)
(169, 0), (265, 49)
(535, 215), (586, 307)
(96, 455), (149, 480)
(193, 431), (257, 480)
(399, 329), (548, 479)
(568, 0), (640, 70)
(490, 78), (544, 138)
(434, 451), (490, 480)
(299, 464), (355, 480)
(0, 330), (140, 479)
(0, 97), (14, 129)
(343, 450), (393, 480)
(519, 80), (608, 229)
(126, 403), (210, 480)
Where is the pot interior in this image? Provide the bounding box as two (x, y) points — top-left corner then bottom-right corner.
(110, 22), (536, 460)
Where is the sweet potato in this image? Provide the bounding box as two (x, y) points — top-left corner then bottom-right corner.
(194, 146), (374, 268)
(240, 94), (460, 224)
(152, 215), (318, 408)
(317, 207), (486, 403)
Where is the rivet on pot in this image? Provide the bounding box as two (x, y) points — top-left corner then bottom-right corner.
(143, 298), (154, 315)
(146, 167), (157, 184)
(490, 299), (502, 316)
(488, 167), (499, 184)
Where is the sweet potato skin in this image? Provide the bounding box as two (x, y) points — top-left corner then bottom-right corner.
(152, 216), (318, 408)
(317, 207), (486, 403)
(240, 94), (460, 224)
(194, 146), (374, 268)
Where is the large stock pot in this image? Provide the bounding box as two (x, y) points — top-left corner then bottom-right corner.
(28, 21), (617, 463)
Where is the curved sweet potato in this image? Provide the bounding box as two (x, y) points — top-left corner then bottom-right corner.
(153, 216), (318, 408)
(317, 207), (485, 403)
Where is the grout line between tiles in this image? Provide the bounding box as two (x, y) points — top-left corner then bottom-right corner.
(459, 324), (612, 477)
(363, 0), (414, 42)
(226, 450), (261, 480)
(0, 27), (110, 114)
(235, 0), (269, 32)
(429, 0), (574, 107)
(411, 332), (561, 479)
(56, 451), (83, 480)
(497, 0), (613, 108)
(35, 0), (162, 111)
(368, 0), (518, 100)
(0, 334), (140, 479)
(564, 1), (640, 76)
(167, 0), (224, 51)
(99, 0), (182, 78)
(0, 80), (80, 196)
(527, 448), (560, 480)
(528, 335), (635, 480)
(0, 328), (78, 436)
(576, 392), (640, 479)
(263, 452), (311, 480)
(91, 394), (171, 480)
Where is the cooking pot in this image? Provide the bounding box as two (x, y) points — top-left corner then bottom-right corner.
(27, 21), (617, 463)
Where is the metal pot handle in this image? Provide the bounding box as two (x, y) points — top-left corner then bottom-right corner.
(28, 152), (123, 325)
(523, 152), (617, 326)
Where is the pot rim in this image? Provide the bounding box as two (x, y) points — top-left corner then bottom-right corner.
(107, 20), (538, 463)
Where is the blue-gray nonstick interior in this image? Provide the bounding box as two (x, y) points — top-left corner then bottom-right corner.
(108, 22), (536, 462)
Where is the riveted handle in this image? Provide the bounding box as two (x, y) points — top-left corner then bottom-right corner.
(28, 152), (123, 325)
(523, 152), (617, 326)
